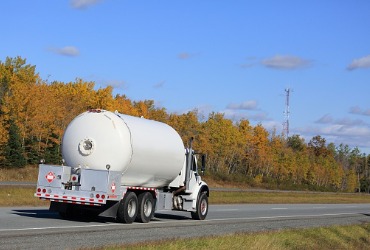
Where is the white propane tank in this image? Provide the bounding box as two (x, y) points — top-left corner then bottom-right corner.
(62, 110), (185, 188)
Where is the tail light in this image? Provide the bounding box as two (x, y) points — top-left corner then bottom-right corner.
(71, 174), (78, 182)
(95, 194), (106, 199)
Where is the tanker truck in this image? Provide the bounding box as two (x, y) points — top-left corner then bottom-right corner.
(34, 109), (209, 223)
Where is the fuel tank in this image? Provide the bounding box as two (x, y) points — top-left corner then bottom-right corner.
(61, 110), (185, 188)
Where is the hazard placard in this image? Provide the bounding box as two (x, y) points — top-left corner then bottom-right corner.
(45, 171), (56, 183)
(111, 182), (116, 193)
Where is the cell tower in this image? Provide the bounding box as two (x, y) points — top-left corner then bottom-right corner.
(283, 88), (291, 138)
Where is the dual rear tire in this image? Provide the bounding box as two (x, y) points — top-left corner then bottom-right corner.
(137, 192), (155, 223)
(116, 191), (155, 223)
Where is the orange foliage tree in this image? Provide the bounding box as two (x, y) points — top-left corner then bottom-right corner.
(0, 56), (367, 192)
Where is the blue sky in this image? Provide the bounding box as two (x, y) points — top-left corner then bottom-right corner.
(1, 0), (370, 154)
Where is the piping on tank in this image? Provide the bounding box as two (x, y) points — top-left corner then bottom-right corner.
(62, 110), (185, 188)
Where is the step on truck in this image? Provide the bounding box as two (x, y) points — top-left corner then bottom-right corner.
(35, 109), (209, 223)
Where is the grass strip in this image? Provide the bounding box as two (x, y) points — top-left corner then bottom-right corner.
(0, 187), (46, 207)
(0, 166), (39, 182)
(210, 191), (370, 204)
(1, 187), (370, 207)
(101, 223), (370, 250)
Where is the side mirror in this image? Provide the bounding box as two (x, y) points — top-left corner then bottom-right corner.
(201, 154), (206, 175)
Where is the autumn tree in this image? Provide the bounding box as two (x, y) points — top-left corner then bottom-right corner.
(248, 124), (271, 178)
(202, 112), (244, 175)
(308, 135), (328, 157)
(0, 55), (368, 193)
(238, 119), (254, 176)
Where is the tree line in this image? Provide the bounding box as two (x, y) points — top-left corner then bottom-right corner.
(1, 56), (369, 192)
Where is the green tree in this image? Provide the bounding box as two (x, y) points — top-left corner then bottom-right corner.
(3, 120), (26, 168)
(44, 133), (61, 164)
(287, 134), (305, 152)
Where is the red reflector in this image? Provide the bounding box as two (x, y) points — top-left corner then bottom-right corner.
(37, 188), (41, 192)
(42, 189), (46, 193)
(101, 194), (106, 199)
(96, 194), (100, 199)
(72, 176), (77, 181)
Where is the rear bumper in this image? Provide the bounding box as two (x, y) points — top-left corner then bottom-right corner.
(35, 189), (106, 206)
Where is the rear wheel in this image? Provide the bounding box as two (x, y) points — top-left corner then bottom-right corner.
(117, 191), (138, 223)
(191, 192), (208, 220)
(136, 192), (155, 223)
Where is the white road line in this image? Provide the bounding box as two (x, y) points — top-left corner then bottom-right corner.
(0, 212), (361, 233)
(0, 223), (133, 232)
(208, 212), (360, 222)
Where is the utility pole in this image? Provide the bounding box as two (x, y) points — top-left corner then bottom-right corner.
(283, 88), (291, 139)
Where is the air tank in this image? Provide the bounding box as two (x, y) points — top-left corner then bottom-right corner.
(62, 110), (185, 188)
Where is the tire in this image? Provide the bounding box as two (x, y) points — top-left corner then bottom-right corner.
(191, 192), (208, 220)
(117, 191), (138, 224)
(136, 192), (155, 223)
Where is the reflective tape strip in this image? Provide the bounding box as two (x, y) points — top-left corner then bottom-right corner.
(36, 193), (105, 205)
(128, 186), (156, 191)
(44, 198), (101, 206)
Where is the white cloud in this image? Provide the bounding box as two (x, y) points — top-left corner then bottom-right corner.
(222, 110), (247, 121)
(222, 109), (270, 122)
(177, 52), (200, 60)
(336, 118), (366, 126)
(294, 123), (370, 153)
(349, 106), (370, 116)
(87, 75), (127, 90)
(262, 120), (284, 132)
(316, 114), (365, 126)
(49, 46), (80, 57)
(347, 54), (370, 71)
(223, 100), (272, 123)
(153, 80), (165, 89)
(70, 0), (103, 9)
(178, 53), (191, 59)
(226, 100), (258, 110)
(322, 125), (369, 137)
(104, 80), (126, 89)
(195, 104), (214, 120)
(262, 55), (311, 70)
(173, 104), (213, 115)
(316, 114), (333, 124)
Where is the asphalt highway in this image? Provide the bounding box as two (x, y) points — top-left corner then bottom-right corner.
(0, 203), (370, 249)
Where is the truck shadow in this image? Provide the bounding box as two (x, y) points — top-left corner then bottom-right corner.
(11, 209), (116, 223)
(12, 209), (59, 219)
(153, 213), (191, 221)
(12, 209), (192, 223)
